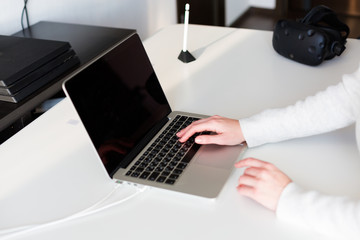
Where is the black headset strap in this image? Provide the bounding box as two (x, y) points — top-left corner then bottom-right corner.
(300, 5), (350, 41)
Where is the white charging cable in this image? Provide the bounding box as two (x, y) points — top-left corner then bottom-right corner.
(0, 182), (147, 239)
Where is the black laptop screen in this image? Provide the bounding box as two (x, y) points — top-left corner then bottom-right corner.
(64, 34), (171, 176)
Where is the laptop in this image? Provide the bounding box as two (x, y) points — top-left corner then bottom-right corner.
(62, 32), (246, 198)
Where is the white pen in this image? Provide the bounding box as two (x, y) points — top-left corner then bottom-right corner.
(178, 3), (195, 63)
(182, 3), (190, 52)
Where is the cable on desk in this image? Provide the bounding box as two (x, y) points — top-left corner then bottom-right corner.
(0, 181), (148, 239)
(21, 0), (30, 30)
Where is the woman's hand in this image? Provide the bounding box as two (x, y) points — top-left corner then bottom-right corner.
(235, 158), (292, 211)
(177, 115), (245, 145)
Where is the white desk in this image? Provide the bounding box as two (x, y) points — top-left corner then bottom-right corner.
(1, 24), (360, 240)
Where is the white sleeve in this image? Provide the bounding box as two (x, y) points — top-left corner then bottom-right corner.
(239, 68), (360, 147)
(239, 66), (360, 238)
(276, 182), (360, 239)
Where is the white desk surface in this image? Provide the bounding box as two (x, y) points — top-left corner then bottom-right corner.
(1, 24), (360, 240)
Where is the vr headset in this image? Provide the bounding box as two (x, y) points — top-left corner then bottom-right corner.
(272, 5), (350, 66)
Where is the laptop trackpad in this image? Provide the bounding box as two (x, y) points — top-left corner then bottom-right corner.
(194, 144), (243, 169)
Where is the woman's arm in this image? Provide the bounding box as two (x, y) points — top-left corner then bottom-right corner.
(240, 81), (357, 147)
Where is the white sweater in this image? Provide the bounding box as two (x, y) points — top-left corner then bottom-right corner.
(239, 65), (360, 239)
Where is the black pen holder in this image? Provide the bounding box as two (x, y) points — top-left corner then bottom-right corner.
(178, 50), (196, 63)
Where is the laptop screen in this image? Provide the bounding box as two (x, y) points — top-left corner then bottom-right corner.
(64, 33), (171, 176)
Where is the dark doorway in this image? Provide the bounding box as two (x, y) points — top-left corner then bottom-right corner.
(177, 0), (225, 26)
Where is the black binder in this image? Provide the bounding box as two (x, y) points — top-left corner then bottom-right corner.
(0, 35), (79, 103)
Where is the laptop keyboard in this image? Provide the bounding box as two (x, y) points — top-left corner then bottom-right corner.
(125, 115), (205, 185)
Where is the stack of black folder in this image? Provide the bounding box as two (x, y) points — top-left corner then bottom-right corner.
(0, 35), (79, 103)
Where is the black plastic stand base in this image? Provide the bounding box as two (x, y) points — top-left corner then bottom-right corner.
(178, 50), (196, 63)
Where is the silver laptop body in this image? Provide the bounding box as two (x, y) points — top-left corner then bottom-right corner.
(62, 32), (246, 198)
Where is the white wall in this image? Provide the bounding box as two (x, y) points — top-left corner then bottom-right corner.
(225, 0), (250, 26)
(250, 0), (276, 9)
(1, 0), (275, 40)
(0, 0), (177, 40)
(226, 0), (276, 26)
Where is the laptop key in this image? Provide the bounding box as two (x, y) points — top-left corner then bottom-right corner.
(149, 172), (160, 181)
(165, 179), (175, 185)
(140, 171), (151, 179)
(161, 170), (171, 176)
(169, 174), (179, 180)
(173, 169), (183, 174)
(156, 176), (166, 183)
(177, 163), (187, 169)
